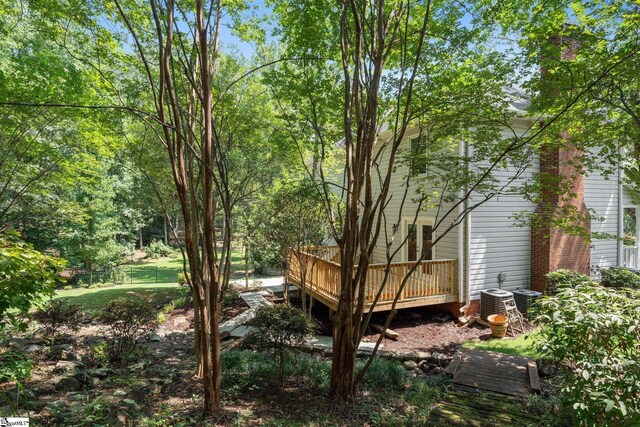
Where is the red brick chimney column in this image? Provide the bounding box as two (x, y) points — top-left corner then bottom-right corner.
(531, 146), (591, 293)
(531, 30), (591, 293)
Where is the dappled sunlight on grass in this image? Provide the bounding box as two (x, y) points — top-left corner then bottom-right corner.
(462, 329), (540, 359)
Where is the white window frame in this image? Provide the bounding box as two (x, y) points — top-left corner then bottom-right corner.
(622, 205), (640, 269)
(402, 217), (436, 262)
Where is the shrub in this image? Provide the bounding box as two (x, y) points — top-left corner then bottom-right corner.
(532, 283), (640, 425)
(177, 272), (189, 286)
(601, 267), (640, 289)
(34, 299), (85, 341)
(0, 230), (64, 330)
(545, 269), (592, 295)
(221, 350), (331, 394)
(85, 341), (108, 368)
(144, 240), (176, 259)
(99, 299), (157, 363)
(223, 287), (240, 306)
(358, 357), (409, 390)
(247, 305), (312, 386)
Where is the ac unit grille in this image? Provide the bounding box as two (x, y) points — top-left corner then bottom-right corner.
(512, 289), (542, 314)
(480, 289), (514, 321)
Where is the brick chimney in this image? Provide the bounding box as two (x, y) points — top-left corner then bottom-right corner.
(530, 30), (591, 293)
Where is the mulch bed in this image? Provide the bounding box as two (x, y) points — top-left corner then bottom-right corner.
(161, 296), (250, 334)
(362, 309), (492, 355)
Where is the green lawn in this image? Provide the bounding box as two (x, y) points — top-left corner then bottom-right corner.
(462, 330), (540, 359)
(56, 257), (188, 315)
(125, 256), (184, 284)
(54, 249), (249, 315)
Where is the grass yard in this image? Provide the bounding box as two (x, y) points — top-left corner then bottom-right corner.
(56, 257), (188, 315)
(125, 256), (184, 284)
(462, 330), (540, 359)
(54, 283), (187, 315)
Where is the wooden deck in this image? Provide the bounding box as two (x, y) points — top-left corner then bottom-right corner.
(447, 348), (540, 397)
(286, 246), (458, 313)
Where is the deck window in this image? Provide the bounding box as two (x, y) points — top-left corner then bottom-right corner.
(410, 135), (427, 176)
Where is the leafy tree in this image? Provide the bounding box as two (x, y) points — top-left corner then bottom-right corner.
(0, 230), (64, 330)
(248, 304), (312, 387)
(250, 178), (330, 313)
(269, 0), (637, 404)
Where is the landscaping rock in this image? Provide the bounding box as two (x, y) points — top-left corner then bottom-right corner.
(73, 371), (96, 389)
(148, 333), (163, 342)
(428, 352), (451, 365)
(51, 344), (73, 352)
(113, 390), (127, 397)
(126, 387), (147, 402)
(34, 385), (57, 397)
(53, 360), (84, 373)
(55, 377), (80, 392)
(415, 351), (431, 360)
(68, 392), (87, 402)
(43, 400), (68, 415)
(121, 399), (138, 410)
(8, 338), (30, 348)
(62, 351), (83, 362)
(427, 366), (446, 376)
(403, 360), (418, 370)
(536, 358), (558, 377)
(418, 360), (431, 373)
(88, 368), (117, 379)
(20, 344), (42, 354)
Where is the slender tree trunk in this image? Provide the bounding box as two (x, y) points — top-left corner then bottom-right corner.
(164, 216), (169, 245)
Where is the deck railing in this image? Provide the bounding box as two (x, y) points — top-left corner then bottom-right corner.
(288, 247), (458, 311)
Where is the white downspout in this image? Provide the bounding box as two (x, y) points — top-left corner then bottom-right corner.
(618, 146), (624, 267)
(459, 137), (471, 315)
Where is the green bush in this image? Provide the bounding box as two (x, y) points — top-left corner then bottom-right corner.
(532, 283), (640, 425)
(99, 299), (157, 363)
(601, 268), (640, 289)
(247, 305), (312, 386)
(85, 341), (108, 368)
(222, 350), (330, 394)
(34, 299), (85, 341)
(223, 287), (240, 306)
(545, 269), (592, 295)
(0, 230), (64, 330)
(144, 240), (176, 259)
(358, 357), (409, 390)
